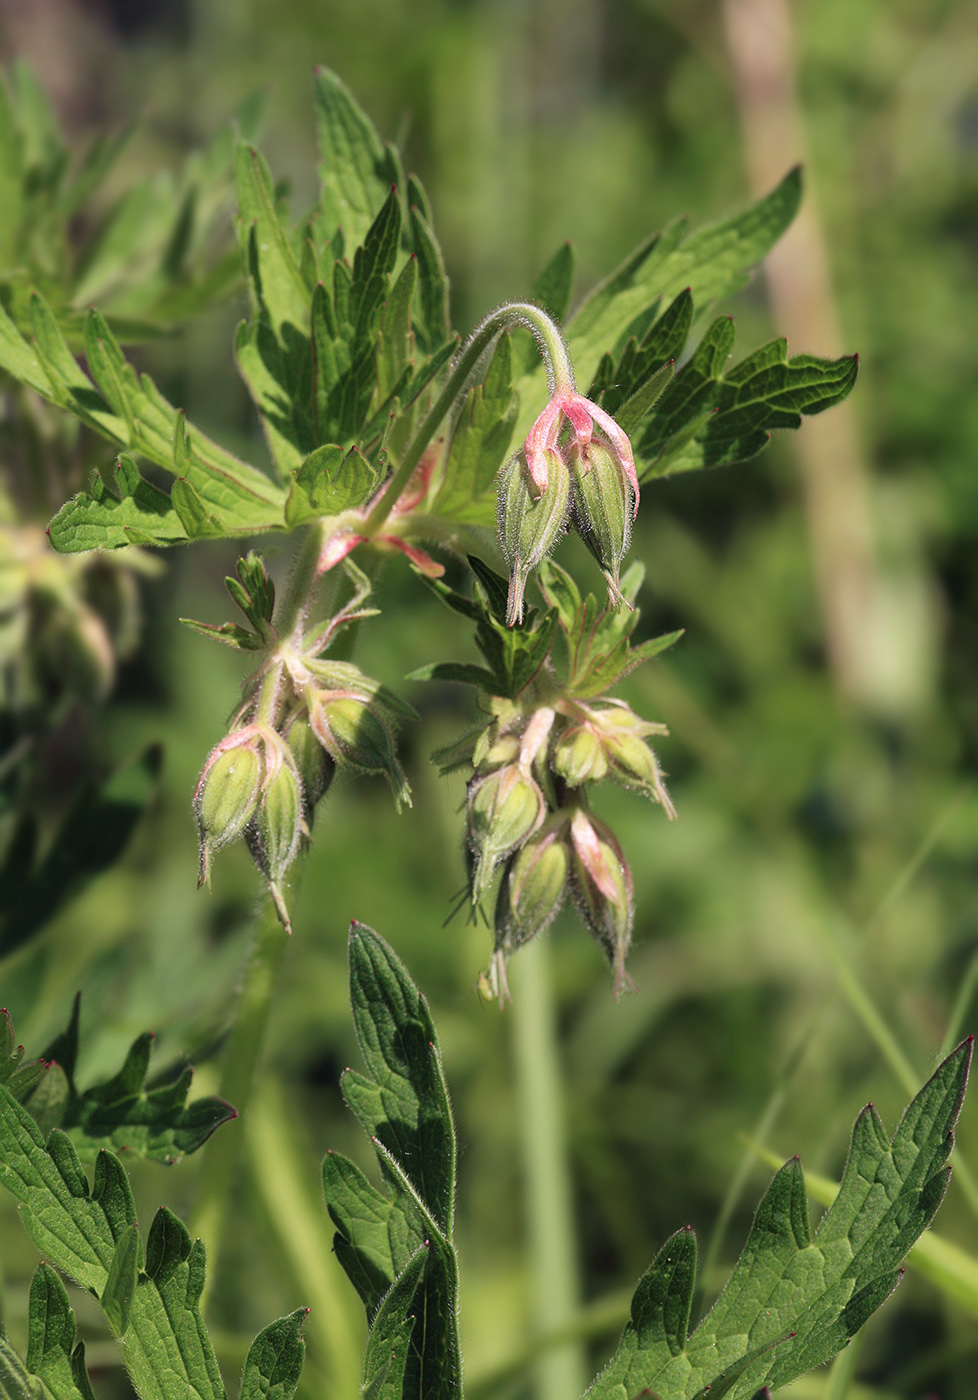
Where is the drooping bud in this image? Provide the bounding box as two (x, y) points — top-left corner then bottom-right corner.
(468, 762), (546, 902)
(569, 439), (635, 609)
(309, 692), (411, 810)
(247, 756), (303, 884)
(568, 807), (635, 995)
(194, 730), (264, 887)
(589, 706), (676, 817)
(497, 821), (570, 944)
(497, 449), (570, 627)
(286, 715), (336, 814)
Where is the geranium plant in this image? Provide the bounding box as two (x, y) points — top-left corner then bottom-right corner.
(0, 64), (968, 1400)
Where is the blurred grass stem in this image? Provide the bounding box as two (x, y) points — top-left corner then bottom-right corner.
(512, 935), (586, 1400)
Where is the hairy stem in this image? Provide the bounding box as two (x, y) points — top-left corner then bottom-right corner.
(364, 300), (573, 537)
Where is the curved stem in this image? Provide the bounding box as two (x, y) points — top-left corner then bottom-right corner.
(364, 301), (573, 538)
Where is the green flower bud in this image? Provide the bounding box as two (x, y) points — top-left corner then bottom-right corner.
(589, 705), (676, 816)
(497, 448), (571, 626)
(570, 440), (634, 609)
(568, 808), (634, 995)
(287, 716), (335, 813)
(552, 723), (608, 786)
(194, 736), (264, 887)
(247, 758), (303, 884)
(468, 763), (545, 901)
(500, 824), (570, 944)
(310, 693), (411, 810)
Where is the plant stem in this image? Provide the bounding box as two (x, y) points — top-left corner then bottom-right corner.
(191, 894), (292, 1310)
(512, 935), (586, 1400)
(364, 301), (573, 537)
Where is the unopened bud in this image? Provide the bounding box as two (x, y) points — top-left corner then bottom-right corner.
(287, 716), (335, 813)
(552, 723), (608, 786)
(589, 706), (676, 817)
(468, 763), (545, 901)
(570, 440), (634, 609)
(195, 734), (264, 887)
(497, 449), (570, 626)
(568, 808), (634, 995)
(247, 758), (303, 884)
(310, 694), (411, 810)
(498, 823), (570, 945)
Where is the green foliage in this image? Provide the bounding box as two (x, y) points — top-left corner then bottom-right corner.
(3, 69), (852, 559)
(0, 60), (261, 341)
(322, 924), (461, 1399)
(0, 1079), (305, 1400)
(589, 1037), (971, 1399)
(323, 928), (970, 1400)
(0, 996), (234, 1164)
(0, 746), (161, 958)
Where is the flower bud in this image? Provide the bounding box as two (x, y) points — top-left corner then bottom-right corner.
(552, 723), (608, 786)
(498, 823), (570, 946)
(588, 706), (676, 817)
(570, 440), (634, 609)
(287, 716), (336, 813)
(497, 449), (570, 626)
(246, 757), (303, 884)
(195, 734), (264, 887)
(568, 808), (634, 995)
(468, 763), (545, 901)
(310, 693), (411, 810)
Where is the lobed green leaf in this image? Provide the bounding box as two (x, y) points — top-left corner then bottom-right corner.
(587, 1038), (971, 1400)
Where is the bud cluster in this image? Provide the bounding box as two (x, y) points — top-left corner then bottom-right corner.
(498, 390), (639, 626)
(194, 601), (412, 930)
(462, 692), (675, 1002)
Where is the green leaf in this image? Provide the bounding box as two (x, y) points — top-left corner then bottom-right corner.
(102, 1221), (140, 1337)
(0, 747), (161, 957)
(345, 925), (455, 1234)
(639, 329), (859, 480)
(434, 332), (518, 525)
(240, 1310), (307, 1400)
(285, 443), (381, 526)
(47, 454), (188, 551)
(587, 1038), (972, 1400)
(2, 996), (235, 1165)
(314, 68), (391, 255)
(409, 202), (450, 354)
(25, 1264), (96, 1400)
(323, 924), (462, 1399)
(566, 167), (802, 394)
(361, 1245), (429, 1400)
(322, 1150), (425, 1319)
(235, 142), (310, 338)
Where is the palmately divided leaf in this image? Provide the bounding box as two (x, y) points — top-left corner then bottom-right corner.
(637, 323), (858, 481)
(2, 994), (235, 1165)
(322, 924), (462, 1400)
(587, 1038), (971, 1400)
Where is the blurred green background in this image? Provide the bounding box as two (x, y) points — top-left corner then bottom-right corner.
(2, 0), (978, 1396)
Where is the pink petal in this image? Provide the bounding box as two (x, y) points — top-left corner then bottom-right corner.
(524, 397), (563, 493)
(380, 535), (445, 578)
(570, 809), (620, 903)
(582, 398), (641, 514)
(317, 531), (366, 574)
